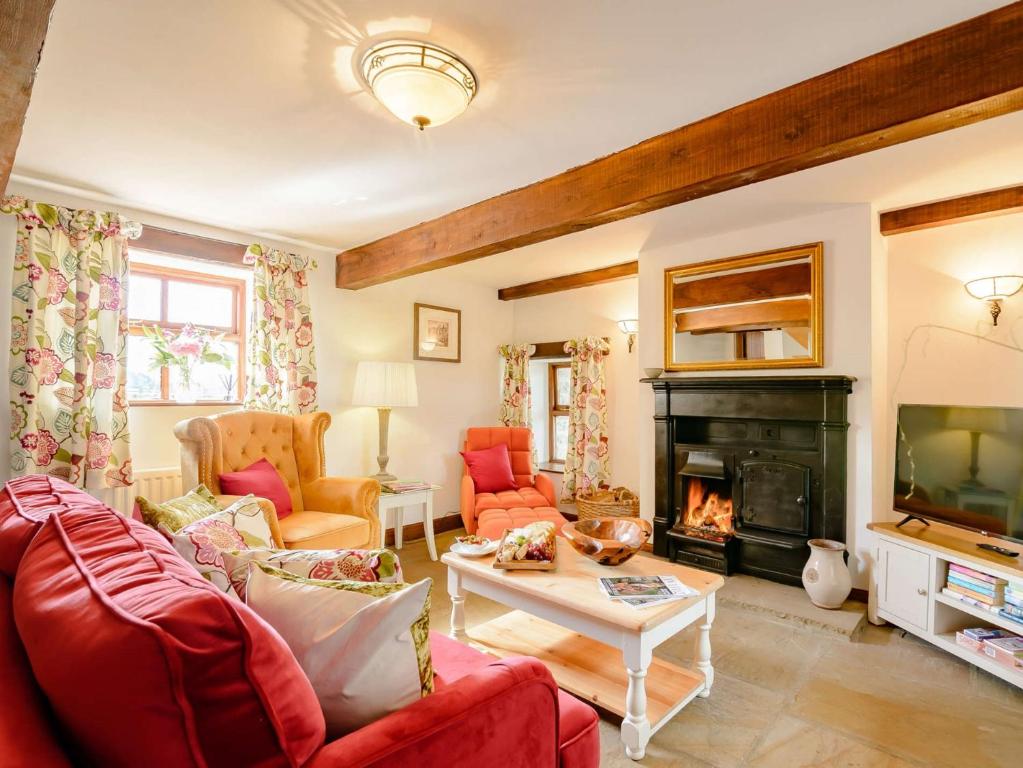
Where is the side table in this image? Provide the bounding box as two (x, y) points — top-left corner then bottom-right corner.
(377, 485), (441, 561)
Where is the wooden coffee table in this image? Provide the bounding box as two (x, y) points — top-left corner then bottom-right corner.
(442, 545), (724, 760)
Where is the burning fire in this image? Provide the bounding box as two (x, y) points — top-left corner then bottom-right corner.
(684, 478), (734, 538)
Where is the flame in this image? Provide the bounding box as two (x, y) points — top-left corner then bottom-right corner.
(684, 477), (734, 536)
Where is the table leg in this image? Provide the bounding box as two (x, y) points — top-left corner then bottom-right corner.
(447, 568), (467, 642)
(695, 592), (715, 697)
(394, 506), (404, 549)
(424, 494), (437, 561)
(621, 638), (652, 760)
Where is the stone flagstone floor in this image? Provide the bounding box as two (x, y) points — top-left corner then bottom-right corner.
(400, 528), (1023, 767)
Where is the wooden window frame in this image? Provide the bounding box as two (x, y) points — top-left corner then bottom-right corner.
(548, 362), (571, 465)
(127, 262), (246, 406)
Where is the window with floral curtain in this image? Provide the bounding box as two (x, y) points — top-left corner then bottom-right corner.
(498, 344), (531, 427)
(2, 196), (139, 488)
(561, 336), (611, 501)
(243, 244), (318, 414)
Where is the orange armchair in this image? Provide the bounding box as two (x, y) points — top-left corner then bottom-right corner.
(459, 427), (557, 534)
(174, 410), (380, 550)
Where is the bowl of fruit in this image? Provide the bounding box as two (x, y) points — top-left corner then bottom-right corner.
(450, 534), (498, 557)
(493, 521), (557, 570)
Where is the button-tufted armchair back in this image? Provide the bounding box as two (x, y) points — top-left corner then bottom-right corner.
(175, 410), (332, 515)
(464, 426), (534, 487)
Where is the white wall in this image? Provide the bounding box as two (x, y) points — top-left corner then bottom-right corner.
(884, 214), (1023, 525)
(637, 206), (880, 588)
(511, 278), (641, 499)
(0, 182), (512, 529)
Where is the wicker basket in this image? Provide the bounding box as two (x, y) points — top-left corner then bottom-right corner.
(575, 487), (640, 521)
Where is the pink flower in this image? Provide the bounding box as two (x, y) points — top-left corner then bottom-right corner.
(284, 299), (296, 330)
(265, 364), (280, 386)
(37, 349), (64, 385)
(27, 264), (42, 282)
(46, 269), (69, 305)
(99, 275), (120, 310)
(169, 328), (203, 357)
(86, 432), (112, 469)
(295, 321), (313, 348)
(263, 300), (274, 320)
(296, 382), (317, 408)
(20, 433), (38, 450)
(93, 352), (116, 389)
(34, 430), (60, 466)
(24, 348), (40, 365)
(10, 318), (28, 353)
(188, 520), (245, 567)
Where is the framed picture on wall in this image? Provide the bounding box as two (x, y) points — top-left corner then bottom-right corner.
(413, 303), (461, 363)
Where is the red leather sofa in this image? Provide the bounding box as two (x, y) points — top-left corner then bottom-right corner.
(0, 475), (600, 768)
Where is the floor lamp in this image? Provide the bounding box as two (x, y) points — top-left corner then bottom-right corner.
(353, 361), (419, 482)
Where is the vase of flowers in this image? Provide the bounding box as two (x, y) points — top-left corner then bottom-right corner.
(142, 324), (231, 404)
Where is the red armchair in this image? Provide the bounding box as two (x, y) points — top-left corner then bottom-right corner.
(460, 427), (558, 534)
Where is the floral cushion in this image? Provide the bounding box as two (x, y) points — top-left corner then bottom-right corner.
(165, 495), (273, 597)
(222, 548), (402, 601)
(137, 484), (220, 533)
(244, 563), (432, 737)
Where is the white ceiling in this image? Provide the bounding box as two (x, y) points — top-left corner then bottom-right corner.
(11, 0), (1022, 283)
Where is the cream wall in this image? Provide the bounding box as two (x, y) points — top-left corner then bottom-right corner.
(637, 205), (881, 588)
(0, 182), (512, 530)
(884, 214), (1023, 524)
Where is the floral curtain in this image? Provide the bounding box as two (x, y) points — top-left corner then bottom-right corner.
(498, 344), (531, 427)
(561, 336), (611, 501)
(2, 196), (139, 489)
(244, 244), (318, 414)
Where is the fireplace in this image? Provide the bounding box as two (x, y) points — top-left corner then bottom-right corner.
(648, 376), (854, 585)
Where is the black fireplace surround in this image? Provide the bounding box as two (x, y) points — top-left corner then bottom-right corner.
(647, 376), (855, 586)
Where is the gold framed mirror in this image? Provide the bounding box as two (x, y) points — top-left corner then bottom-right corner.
(664, 243), (823, 372)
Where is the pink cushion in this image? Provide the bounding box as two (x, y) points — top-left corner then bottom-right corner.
(13, 502), (325, 768)
(429, 632), (598, 765)
(0, 475), (106, 577)
(464, 427), (534, 487)
(220, 457), (294, 520)
(460, 444), (518, 494)
(0, 576), (70, 767)
(476, 507), (568, 541)
(474, 486), (552, 516)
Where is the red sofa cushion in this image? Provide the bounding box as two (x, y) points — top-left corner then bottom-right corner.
(219, 457), (294, 520)
(13, 501), (325, 768)
(0, 575), (70, 767)
(0, 474), (107, 577)
(460, 443), (519, 494)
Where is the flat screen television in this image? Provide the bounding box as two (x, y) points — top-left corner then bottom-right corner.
(894, 404), (1023, 543)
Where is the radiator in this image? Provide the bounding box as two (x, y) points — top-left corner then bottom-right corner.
(90, 467), (183, 516)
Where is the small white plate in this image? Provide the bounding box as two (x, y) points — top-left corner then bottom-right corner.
(450, 540), (499, 557)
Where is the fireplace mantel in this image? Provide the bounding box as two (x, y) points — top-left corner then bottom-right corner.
(646, 375), (855, 584)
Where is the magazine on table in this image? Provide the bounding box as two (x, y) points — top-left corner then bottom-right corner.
(598, 575), (698, 608)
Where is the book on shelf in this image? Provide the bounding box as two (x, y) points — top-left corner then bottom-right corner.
(963, 627), (1012, 641)
(947, 574), (1002, 596)
(945, 583), (1002, 606)
(1003, 603), (1023, 619)
(941, 588), (999, 612)
(1005, 592), (1023, 610)
(949, 563), (1007, 586)
(999, 609), (1023, 628)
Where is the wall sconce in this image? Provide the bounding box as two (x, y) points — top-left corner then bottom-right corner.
(964, 276), (1023, 326)
(617, 319), (638, 353)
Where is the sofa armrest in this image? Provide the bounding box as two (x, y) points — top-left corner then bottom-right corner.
(301, 477), (381, 548)
(304, 656), (559, 768)
(459, 475), (477, 534)
(215, 495), (284, 549)
(534, 472), (558, 507)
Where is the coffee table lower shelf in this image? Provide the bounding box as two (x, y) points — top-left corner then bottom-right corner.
(467, 610), (706, 730)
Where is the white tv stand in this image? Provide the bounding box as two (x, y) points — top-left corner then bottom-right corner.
(868, 520), (1023, 689)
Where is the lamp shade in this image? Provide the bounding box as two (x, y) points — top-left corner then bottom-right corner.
(945, 406), (1007, 434)
(964, 275), (1023, 301)
(617, 319), (639, 334)
(352, 362), (418, 408)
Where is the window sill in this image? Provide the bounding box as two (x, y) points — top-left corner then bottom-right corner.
(130, 401), (243, 408)
(538, 462), (565, 474)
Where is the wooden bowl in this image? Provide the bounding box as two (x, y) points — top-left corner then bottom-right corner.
(561, 517), (653, 566)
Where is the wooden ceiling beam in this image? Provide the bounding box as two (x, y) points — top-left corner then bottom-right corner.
(879, 184), (1023, 235)
(0, 0), (56, 192)
(337, 4), (1023, 289)
(497, 260), (638, 301)
(673, 263), (810, 310)
(675, 298), (811, 335)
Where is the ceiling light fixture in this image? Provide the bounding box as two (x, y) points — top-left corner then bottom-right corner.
(361, 40), (477, 131)
(964, 275), (1023, 326)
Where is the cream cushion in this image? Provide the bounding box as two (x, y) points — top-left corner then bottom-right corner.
(245, 563), (432, 737)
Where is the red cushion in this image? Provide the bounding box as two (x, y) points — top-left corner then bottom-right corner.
(0, 576), (70, 767)
(460, 444), (518, 494)
(219, 457), (294, 520)
(13, 502), (325, 768)
(0, 474), (106, 577)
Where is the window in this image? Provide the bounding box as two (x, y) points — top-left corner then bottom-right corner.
(126, 252), (248, 404)
(548, 363), (571, 463)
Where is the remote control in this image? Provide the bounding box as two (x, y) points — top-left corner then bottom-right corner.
(977, 543), (1020, 558)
